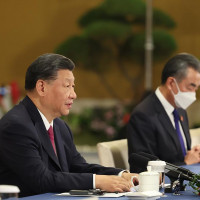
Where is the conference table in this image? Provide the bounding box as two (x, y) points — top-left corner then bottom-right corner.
(19, 164), (200, 200)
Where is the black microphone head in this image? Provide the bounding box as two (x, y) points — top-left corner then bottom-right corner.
(129, 153), (196, 184)
(138, 152), (195, 178)
(129, 153), (151, 173)
(166, 170), (193, 182)
(138, 152), (158, 160)
(175, 166), (195, 177)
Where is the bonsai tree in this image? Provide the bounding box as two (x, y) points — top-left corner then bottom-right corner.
(55, 0), (177, 100)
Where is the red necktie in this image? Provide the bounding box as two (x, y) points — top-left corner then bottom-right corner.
(48, 125), (56, 154)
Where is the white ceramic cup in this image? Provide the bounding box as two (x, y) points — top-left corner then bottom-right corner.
(0, 185), (20, 200)
(147, 160), (166, 194)
(138, 171), (159, 192)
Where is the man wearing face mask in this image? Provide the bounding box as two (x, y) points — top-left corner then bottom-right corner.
(127, 53), (200, 172)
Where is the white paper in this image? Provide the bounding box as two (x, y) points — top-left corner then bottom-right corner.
(126, 191), (162, 198)
(56, 192), (126, 198)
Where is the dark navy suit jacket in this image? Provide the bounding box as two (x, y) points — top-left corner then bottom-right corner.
(0, 96), (121, 197)
(127, 93), (191, 172)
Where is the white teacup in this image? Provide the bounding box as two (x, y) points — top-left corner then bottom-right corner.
(0, 185), (20, 200)
(138, 171), (159, 192)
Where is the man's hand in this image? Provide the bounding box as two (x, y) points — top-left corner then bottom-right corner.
(192, 144), (200, 152)
(121, 172), (139, 186)
(95, 175), (132, 193)
(184, 147), (200, 165)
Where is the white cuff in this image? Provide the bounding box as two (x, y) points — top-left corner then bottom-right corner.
(118, 170), (130, 177)
(93, 174), (96, 189)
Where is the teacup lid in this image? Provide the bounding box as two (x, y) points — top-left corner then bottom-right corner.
(148, 160), (166, 166)
(0, 185), (20, 193)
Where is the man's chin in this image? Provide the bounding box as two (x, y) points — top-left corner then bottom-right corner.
(62, 110), (70, 116)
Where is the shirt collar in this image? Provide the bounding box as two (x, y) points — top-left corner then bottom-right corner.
(37, 109), (53, 131)
(155, 87), (174, 115)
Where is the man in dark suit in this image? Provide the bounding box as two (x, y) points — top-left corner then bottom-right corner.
(127, 53), (200, 172)
(0, 53), (138, 197)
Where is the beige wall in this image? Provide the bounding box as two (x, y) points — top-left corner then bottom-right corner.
(1, 0), (200, 100)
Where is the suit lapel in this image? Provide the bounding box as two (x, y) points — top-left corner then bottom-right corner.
(22, 96), (61, 170)
(153, 94), (181, 151)
(54, 124), (69, 172)
(35, 122), (61, 168)
(158, 112), (181, 151)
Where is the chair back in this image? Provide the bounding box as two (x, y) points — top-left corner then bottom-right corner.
(190, 128), (200, 147)
(97, 139), (129, 169)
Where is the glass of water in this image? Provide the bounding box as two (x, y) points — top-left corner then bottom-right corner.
(147, 161), (166, 195)
(0, 185), (20, 200)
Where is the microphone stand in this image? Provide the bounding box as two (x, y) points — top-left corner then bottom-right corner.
(165, 173), (186, 194)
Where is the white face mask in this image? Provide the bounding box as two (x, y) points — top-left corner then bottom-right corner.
(171, 79), (196, 109)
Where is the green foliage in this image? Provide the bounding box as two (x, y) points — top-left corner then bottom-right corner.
(153, 8), (176, 28)
(79, 0), (175, 28)
(101, 0), (146, 17)
(79, 7), (108, 27)
(56, 0), (177, 64)
(55, 36), (113, 71)
(119, 29), (176, 63)
(83, 21), (132, 42)
(189, 173), (200, 195)
(153, 29), (177, 60)
(55, 36), (90, 64)
(79, 0), (146, 27)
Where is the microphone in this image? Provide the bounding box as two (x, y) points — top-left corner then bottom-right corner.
(128, 153), (151, 173)
(138, 152), (195, 178)
(129, 153), (193, 181)
(165, 170), (193, 182)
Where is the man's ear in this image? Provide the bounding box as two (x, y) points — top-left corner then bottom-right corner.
(166, 77), (174, 91)
(35, 80), (46, 96)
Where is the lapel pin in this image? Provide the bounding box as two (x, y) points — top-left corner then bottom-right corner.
(180, 116), (184, 122)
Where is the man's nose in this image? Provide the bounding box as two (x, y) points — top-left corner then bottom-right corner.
(70, 90), (77, 99)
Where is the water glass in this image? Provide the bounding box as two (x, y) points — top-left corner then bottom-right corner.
(0, 185), (20, 200)
(147, 160), (166, 195)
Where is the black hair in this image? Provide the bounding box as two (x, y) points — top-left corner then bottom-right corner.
(161, 53), (200, 84)
(25, 53), (75, 91)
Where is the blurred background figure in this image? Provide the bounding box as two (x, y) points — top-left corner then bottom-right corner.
(0, 84), (8, 117)
(0, 82), (21, 118)
(127, 53), (200, 173)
